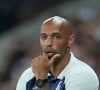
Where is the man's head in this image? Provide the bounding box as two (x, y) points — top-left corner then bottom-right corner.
(40, 16), (74, 60)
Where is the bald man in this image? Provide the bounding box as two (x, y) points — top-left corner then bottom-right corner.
(16, 16), (99, 90)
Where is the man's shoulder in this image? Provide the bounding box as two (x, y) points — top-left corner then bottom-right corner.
(16, 67), (34, 90)
(23, 67), (33, 74)
(18, 67), (34, 84)
(71, 56), (95, 75)
(70, 53), (94, 72)
(21, 67), (34, 79)
(66, 53), (98, 78)
(64, 54), (99, 88)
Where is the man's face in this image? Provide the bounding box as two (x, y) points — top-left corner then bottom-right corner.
(40, 21), (71, 60)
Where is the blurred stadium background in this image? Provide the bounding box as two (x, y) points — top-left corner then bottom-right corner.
(0, 0), (100, 89)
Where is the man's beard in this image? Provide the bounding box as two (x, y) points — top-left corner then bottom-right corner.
(43, 47), (58, 59)
(43, 47), (67, 62)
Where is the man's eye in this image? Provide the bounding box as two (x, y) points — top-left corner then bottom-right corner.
(40, 35), (47, 40)
(54, 35), (61, 39)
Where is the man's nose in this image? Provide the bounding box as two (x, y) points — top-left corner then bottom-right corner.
(46, 37), (53, 47)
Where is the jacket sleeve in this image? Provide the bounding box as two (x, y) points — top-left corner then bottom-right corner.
(16, 67), (34, 90)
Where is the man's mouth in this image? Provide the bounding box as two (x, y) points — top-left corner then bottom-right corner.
(43, 47), (57, 58)
(46, 52), (54, 56)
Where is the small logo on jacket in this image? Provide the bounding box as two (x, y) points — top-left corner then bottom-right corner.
(56, 80), (63, 90)
(32, 85), (38, 90)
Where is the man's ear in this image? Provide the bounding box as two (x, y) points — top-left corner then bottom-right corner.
(68, 34), (75, 47)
